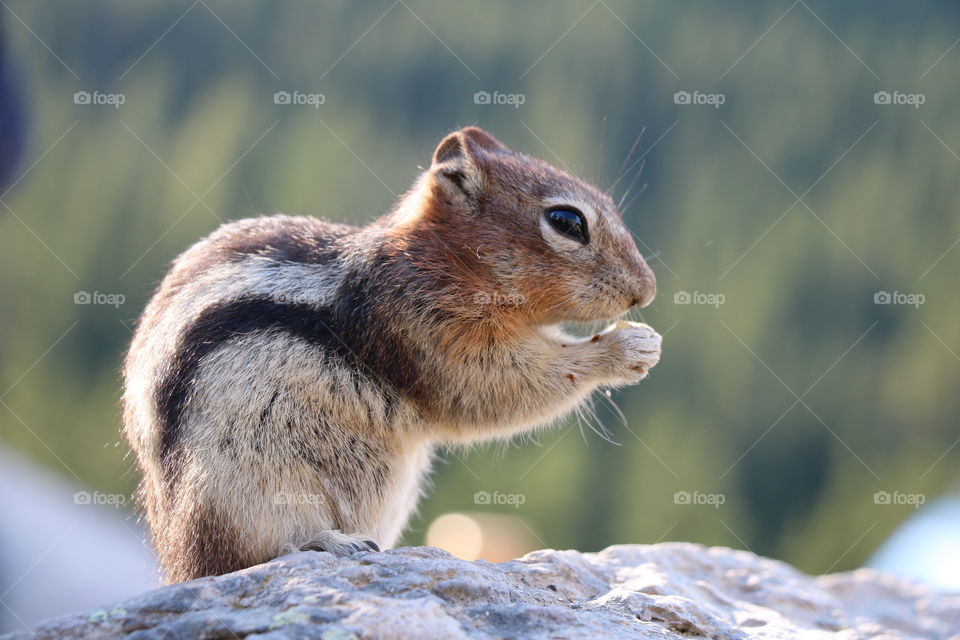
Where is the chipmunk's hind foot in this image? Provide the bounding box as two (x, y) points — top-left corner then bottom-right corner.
(297, 530), (380, 557)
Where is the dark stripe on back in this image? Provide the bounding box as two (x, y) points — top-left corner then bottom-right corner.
(155, 272), (428, 483)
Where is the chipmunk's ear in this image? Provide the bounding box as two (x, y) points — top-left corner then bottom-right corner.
(459, 126), (508, 153)
(430, 127), (508, 201)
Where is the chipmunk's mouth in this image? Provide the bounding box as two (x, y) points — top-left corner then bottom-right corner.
(543, 283), (645, 327)
(557, 306), (634, 337)
(562, 298), (637, 325)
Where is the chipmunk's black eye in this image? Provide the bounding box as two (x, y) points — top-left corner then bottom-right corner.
(545, 207), (589, 244)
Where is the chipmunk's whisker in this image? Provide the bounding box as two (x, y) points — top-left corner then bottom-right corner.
(618, 126), (647, 176)
(617, 158), (646, 210)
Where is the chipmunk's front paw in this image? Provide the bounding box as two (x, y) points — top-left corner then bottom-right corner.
(299, 530), (380, 557)
(601, 320), (662, 383)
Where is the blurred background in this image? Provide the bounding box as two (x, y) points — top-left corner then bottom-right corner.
(1, 0), (958, 629)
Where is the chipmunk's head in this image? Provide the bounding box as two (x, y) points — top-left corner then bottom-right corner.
(418, 126), (656, 325)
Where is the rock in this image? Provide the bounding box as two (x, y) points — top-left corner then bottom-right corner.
(4, 543), (958, 639)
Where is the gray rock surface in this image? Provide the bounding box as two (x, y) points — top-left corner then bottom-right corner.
(4, 543), (958, 639)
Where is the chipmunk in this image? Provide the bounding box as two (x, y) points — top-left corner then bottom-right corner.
(123, 126), (661, 583)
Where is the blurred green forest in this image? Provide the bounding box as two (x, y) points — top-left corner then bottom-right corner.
(1, 0), (958, 574)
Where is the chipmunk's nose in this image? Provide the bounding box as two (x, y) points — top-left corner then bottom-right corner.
(628, 259), (657, 308)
